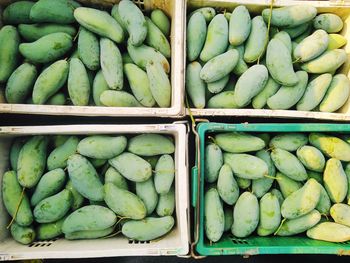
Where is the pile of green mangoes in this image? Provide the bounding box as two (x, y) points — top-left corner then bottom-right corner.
(186, 5), (350, 113)
(3, 133), (176, 244)
(0, 0), (171, 107)
(204, 131), (350, 243)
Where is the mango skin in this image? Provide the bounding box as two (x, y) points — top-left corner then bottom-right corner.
(232, 192), (259, 238)
(62, 205), (117, 233)
(92, 70), (109, 106)
(10, 223), (35, 245)
(109, 152), (152, 182)
(215, 132), (265, 153)
(229, 5), (251, 46)
(330, 203), (350, 227)
(67, 154), (104, 201)
(78, 27), (100, 71)
(20, 33), (73, 64)
(136, 178), (158, 215)
(234, 64), (269, 107)
(187, 12), (207, 62)
(307, 222), (350, 242)
(151, 9), (170, 36)
(33, 189), (72, 223)
(217, 164), (239, 205)
(65, 226), (114, 240)
(274, 31), (292, 53)
(296, 146), (325, 172)
(207, 75), (229, 94)
(323, 158), (348, 203)
(100, 90), (142, 107)
(257, 192), (281, 236)
(276, 172), (302, 199)
(200, 14), (228, 62)
(3, 1), (34, 24)
(47, 136), (79, 171)
(0, 26), (20, 83)
(270, 133), (308, 152)
(68, 58), (90, 106)
(104, 183), (147, 219)
(18, 23), (77, 42)
(145, 17), (170, 58)
(328, 34), (347, 50)
(186, 61), (206, 109)
(10, 137), (26, 171)
(244, 16), (267, 63)
(301, 49), (346, 74)
(313, 14), (344, 33)
(277, 210), (321, 236)
(190, 7), (216, 23)
(36, 216), (66, 240)
(271, 188), (284, 206)
(32, 60), (69, 105)
(204, 188), (224, 242)
(156, 186), (175, 216)
(252, 150), (275, 198)
(74, 7), (124, 43)
(294, 30), (329, 62)
(2, 171), (33, 226)
(252, 77), (280, 109)
(128, 134), (175, 156)
(207, 91), (238, 109)
(122, 216), (174, 241)
(154, 154), (175, 194)
(204, 143), (223, 183)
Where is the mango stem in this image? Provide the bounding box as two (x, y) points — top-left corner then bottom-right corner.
(6, 187), (25, 229)
(274, 218), (286, 235)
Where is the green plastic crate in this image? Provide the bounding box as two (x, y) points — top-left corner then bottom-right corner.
(192, 122), (350, 256)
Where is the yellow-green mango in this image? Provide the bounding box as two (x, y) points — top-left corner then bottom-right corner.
(145, 17), (170, 58)
(270, 133), (308, 152)
(156, 186), (175, 216)
(328, 34), (347, 50)
(252, 76), (280, 109)
(92, 70), (109, 106)
(68, 58), (90, 106)
(100, 90), (142, 107)
(207, 75), (229, 94)
(65, 180), (84, 211)
(323, 158), (348, 203)
(276, 172), (302, 198)
(257, 192), (281, 236)
(78, 27), (100, 71)
(65, 226), (114, 240)
(283, 23), (310, 39)
(301, 49), (346, 73)
(313, 14), (344, 33)
(330, 203), (350, 227)
(136, 178), (158, 215)
(252, 150), (275, 198)
(151, 9), (170, 36)
(105, 167), (128, 190)
(10, 223), (35, 245)
(307, 222), (350, 242)
(296, 145), (325, 172)
(207, 91), (239, 109)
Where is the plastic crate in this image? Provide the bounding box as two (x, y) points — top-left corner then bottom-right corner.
(192, 122), (350, 256)
(0, 123), (189, 260)
(186, 0), (350, 121)
(0, 0), (185, 117)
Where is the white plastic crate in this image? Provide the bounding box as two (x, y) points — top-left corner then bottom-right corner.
(186, 0), (350, 121)
(0, 123), (189, 260)
(0, 0), (185, 117)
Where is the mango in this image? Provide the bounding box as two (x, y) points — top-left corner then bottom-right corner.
(32, 60), (69, 104)
(67, 154), (104, 201)
(3, 1), (34, 24)
(77, 27), (99, 71)
(207, 91), (238, 108)
(204, 143), (223, 183)
(330, 203), (350, 227)
(30, 168), (66, 206)
(74, 7), (124, 43)
(270, 133), (308, 152)
(65, 180), (84, 211)
(294, 24), (313, 43)
(151, 9), (170, 36)
(65, 226), (114, 240)
(296, 73), (332, 111)
(105, 167), (128, 190)
(252, 76), (280, 109)
(232, 192), (259, 238)
(315, 184), (331, 215)
(328, 34), (347, 50)
(111, 4), (127, 34)
(207, 75), (229, 94)
(47, 92), (66, 105)
(100, 90), (142, 107)
(267, 71), (308, 110)
(274, 31), (292, 53)
(145, 17), (170, 58)
(136, 178), (158, 215)
(154, 154), (175, 194)
(9, 137), (26, 170)
(156, 186), (175, 216)
(323, 158), (348, 203)
(67, 58), (90, 106)
(10, 223), (35, 245)
(271, 189), (284, 206)
(296, 146), (325, 172)
(307, 222), (350, 242)
(2, 171), (33, 226)
(262, 5), (317, 27)
(119, 0), (147, 46)
(244, 16), (267, 63)
(36, 216), (65, 240)
(301, 49), (346, 73)
(109, 152), (152, 182)
(62, 205), (116, 233)
(128, 134), (175, 156)
(277, 210), (321, 236)
(186, 61), (206, 108)
(190, 7), (216, 23)
(92, 70), (109, 106)
(283, 23), (311, 39)
(34, 189), (72, 223)
(236, 177), (251, 190)
(257, 192), (281, 236)
(217, 164), (239, 205)
(229, 6), (251, 46)
(215, 132), (265, 153)
(200, 14), (228, 62)
(231, 44), (248, 75)
(224, 207), (233, 232)
(294, 30), (329, 62)
(313, 14), (343, 33)
(204, 188), (224, 242)
(276, 172), (302, 198)
(187, 12), (207, 62)
(345, 163), (350, 204)
(18, 23), (77, 42)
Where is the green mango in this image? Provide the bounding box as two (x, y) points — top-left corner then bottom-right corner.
(3, 1), (34, 24)
(104, 183), (146, 219)
(78, 27), (100, 71)
(17, 136), (48, 188)
(65, 180), (84, 211)
(18, 23), (77, 42)
(307, 222), (350, 242)
(283, 23), (311, 39)
(186, 61), (206, 108)
(30, 0), (80, 24)
(32, 60), (69, 104)
(294, 30), (329, 62)
(146, 61), (171, 108)
(257, 192), (281, 236)
(252, 76), (280, 109)
(2, 171), (33, 226)
(62, 205), (117, 233)
(92, 70), (109, 106)
(274, 31), (292, 53)
(244, 16), (267, 63)
(74, 7), (124, 43)
(77, 135), (127, 159)
(111, 4), (127, 34)
(105, 167), (128, 190)
(0, 26), (20, 83)
(128, 134), (174, 156)
(119, 0), (147, 46)
(216, 132), (265, 153)
(294, 24), (313, 43)
(296, 73), (332, 111)
(136, 178), (158, 215)
(67, 154), (104, 201)
(252, 150), (275, 198)
(276, 210), (321, 236)
(204, 188), (224, 242)
(276, 172), (302, 198)
(313, 14), (344, 33)
(124, 63), (155, 107)
(229, 5), (251, 46)
(154, 154), (175, 194)
(189, 7), (216, 23)
(316, 184), (331, 215)
(234, 64), (269, 107)
(270, 189), (284, 206)
(204, 143), (223, 183)
(65, 226), (114, 240)
(236, 177), (251, 190)
(30, 168), (66, 206)
(307, 170), (323, 184)
(36, 216), (66, 240)
(262, 5), (317, 27)
(5, 63), (37, 104)
(145, 17), (170, 58)
(200, 14), (228, 62)
(267, 71), (308, 110)
(68, 58), (90, 106)
(34, 189), (72, 223)
(224, 153), (268, 179)
(231, 44), (248, 75)
(52, 135), (69, 148)
(10, 223), (35, 245)
(109, 152), (152, 182)
(151, 9), (170, 36)
(224, 207), (233, 232)
(207, 75), (229, 94)
(187, 12), (207, 62)
(269, 133), (308, 152)
(47, 135), (79, 170)
(296, 145), (325, 172)
(323, 158), (348, 203)
(47, 92), (66, 105)
(207, 91), (238, 109)
(156, 186), (175, 217)
(301, 49), (346, 74)
(100, 90), (142, 107)
(232, 192), (259, 238)
(9, 137), (26, 170)
(217, 164), (239, 205)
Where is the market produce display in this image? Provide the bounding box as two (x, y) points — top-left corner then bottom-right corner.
(0, 0), (172, 108)
(186, 5), (350, 112)
(204, 131), (350, 243)
(3, 134), (176, 244)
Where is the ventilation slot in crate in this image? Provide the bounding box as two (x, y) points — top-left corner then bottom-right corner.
(128, 239), (151, 244)
(230, 238), (248, 245)
(28, 238), (58, 248)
